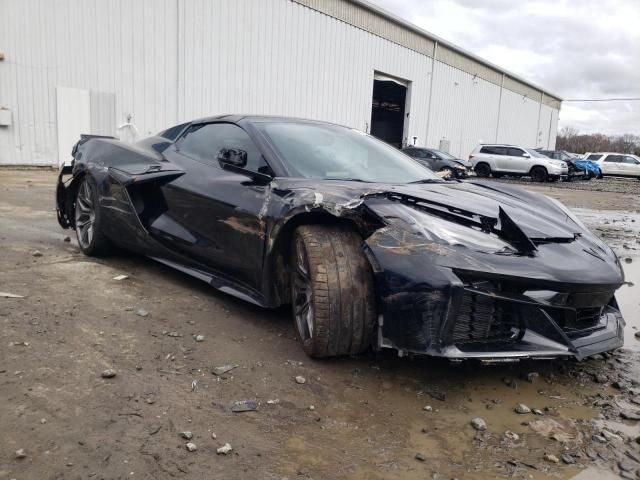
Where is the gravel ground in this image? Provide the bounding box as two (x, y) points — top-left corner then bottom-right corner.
(1, 169), (639, 480)
(475, 176), (639, 195)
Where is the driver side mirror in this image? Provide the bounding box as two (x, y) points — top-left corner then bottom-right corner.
(522, 153), (530, 158)
(217, 148), (247, 168)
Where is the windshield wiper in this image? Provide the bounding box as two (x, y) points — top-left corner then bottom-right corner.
(408, 178), (445, 184)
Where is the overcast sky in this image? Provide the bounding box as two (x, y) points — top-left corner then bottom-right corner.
(369, 0), (640, 136)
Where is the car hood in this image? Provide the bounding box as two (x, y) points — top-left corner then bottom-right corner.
(273, 178), (583, 242)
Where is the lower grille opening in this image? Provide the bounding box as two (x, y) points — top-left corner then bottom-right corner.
(452, 293), (520, 344)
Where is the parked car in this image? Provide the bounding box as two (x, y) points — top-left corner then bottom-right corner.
(469, 144), (569, 182)
(536, 149), (601, 180)
(56, 116), (625, 361)
(402, 147), (472, 178)
(585, 153), (640, 179)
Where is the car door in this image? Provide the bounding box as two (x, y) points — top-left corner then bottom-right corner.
(158, 122), (272, 291)
(480, 146), (506, 171)
(505, 147), (529, 173)
(622, 155), (640, 178)
(602, 154), (624, 175)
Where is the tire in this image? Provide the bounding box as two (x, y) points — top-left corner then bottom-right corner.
(290, 224), (376, 358)
(474, 163), (491, 178)
(439, 167), (454, 179)
(74, 176), (112, 256)
(530, 166), (548, 182)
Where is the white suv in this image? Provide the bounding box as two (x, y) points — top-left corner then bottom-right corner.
(469, 144), (568, 182)
(585, 152), (640, 179)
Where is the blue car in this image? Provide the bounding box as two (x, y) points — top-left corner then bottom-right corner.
(537, 150), (602, 180)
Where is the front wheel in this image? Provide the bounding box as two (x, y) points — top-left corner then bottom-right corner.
(290, 225), (376, 358)
(74, 176), (112, 256)
(439, 167), (455, 179)
(530, 166), (548, 183)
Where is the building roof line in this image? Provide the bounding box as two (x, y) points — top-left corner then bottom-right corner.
(349, 0), (564, 102)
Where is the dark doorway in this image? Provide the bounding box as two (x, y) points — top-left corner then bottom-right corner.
(370, 77), (407, 148)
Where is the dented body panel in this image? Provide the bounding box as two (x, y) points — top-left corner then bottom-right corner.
(56, 116), (625, 361)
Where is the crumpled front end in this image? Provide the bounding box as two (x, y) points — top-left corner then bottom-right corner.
(363, 194), (625, 362)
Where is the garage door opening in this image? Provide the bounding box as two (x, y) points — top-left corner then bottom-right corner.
(370, 73), (408, 148)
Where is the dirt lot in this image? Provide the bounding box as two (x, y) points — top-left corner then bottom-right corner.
(1, 169), (639, 480)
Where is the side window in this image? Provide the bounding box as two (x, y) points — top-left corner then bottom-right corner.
(480, 146), (507, 155)
(507, 148), (525, 157)
(416, 150), (430, 159)
(178, 123), (266, 172)
(623, 156), (639, 164)
(604, 155), (623, 163)
(402, 148), (415, 156)
(587, 154), (603, 161)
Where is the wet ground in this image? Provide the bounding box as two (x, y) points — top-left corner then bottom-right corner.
(1, 169), (639, 480)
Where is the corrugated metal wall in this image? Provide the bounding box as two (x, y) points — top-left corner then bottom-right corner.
(0, 0), (558, 165)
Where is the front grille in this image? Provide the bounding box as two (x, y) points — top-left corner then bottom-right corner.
(452, 292), (519, 344)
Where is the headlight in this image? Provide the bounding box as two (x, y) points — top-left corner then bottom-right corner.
(380, 204), (515, 254)
(551, 161), (566, 168)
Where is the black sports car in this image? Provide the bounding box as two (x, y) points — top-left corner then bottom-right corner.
(56, 116), (625, 361)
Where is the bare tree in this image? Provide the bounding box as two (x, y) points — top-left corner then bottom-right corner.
(556, 127), (640, 154)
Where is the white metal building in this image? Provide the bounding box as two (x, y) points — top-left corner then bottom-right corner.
(0, 0), (561, 166)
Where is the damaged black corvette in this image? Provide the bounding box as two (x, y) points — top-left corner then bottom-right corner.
(56, 116), (625, 361)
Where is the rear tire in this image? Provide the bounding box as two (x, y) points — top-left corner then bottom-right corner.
(74, 176), (112, 256)
(530, 166), (548, 183)
(290, 225), (376, 358)
(474, 163), (491, 178)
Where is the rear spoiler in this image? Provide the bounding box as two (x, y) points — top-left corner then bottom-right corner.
(71, 134), (117, 158)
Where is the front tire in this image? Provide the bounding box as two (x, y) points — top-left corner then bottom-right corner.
(530, 166), (548, 182)
(439, 167), (454, 179)
(74, 176), (112, 256)
(290, 225), (376, 358)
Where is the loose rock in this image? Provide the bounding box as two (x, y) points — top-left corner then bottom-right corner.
(212, 364), (238, 376)
(136, 309), (149, 317)
(15, 448), (26, 459)
(101, 369), (117, 379)
(515, 403), (531, 414)
(180, 431), (193, 440)
(63, 236), (71, 242)
(524, 372), (539, 383)
(217, 443), (233, 454)
(561, 453), (575, 464)
(295, 375), (306, 384)
(194, 334), (205, 342)
(543, 453), (559, 463)
(423, 405), (433, 412)
(504, 431), (519, 441)
(620, 410), (640, 421)
(231, 400), (258, 412)
(32, 250), (43, 257)
(415, 452), (426, 461)
(185, 442), (197, 452)
(471, 417), (487, 431)
(112, 275), (129, 281)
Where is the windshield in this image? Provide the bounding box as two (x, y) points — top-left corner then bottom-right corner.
(524, 148), (550, 159)
(256, 122), (441, 183)
(433, 149), (456, 160)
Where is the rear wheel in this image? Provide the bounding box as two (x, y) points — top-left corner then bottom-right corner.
(474, 163), (491, 178)
(530, 166), (548, 183)
(290, 225), (376, 358)
(74, 176), (112, 256)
